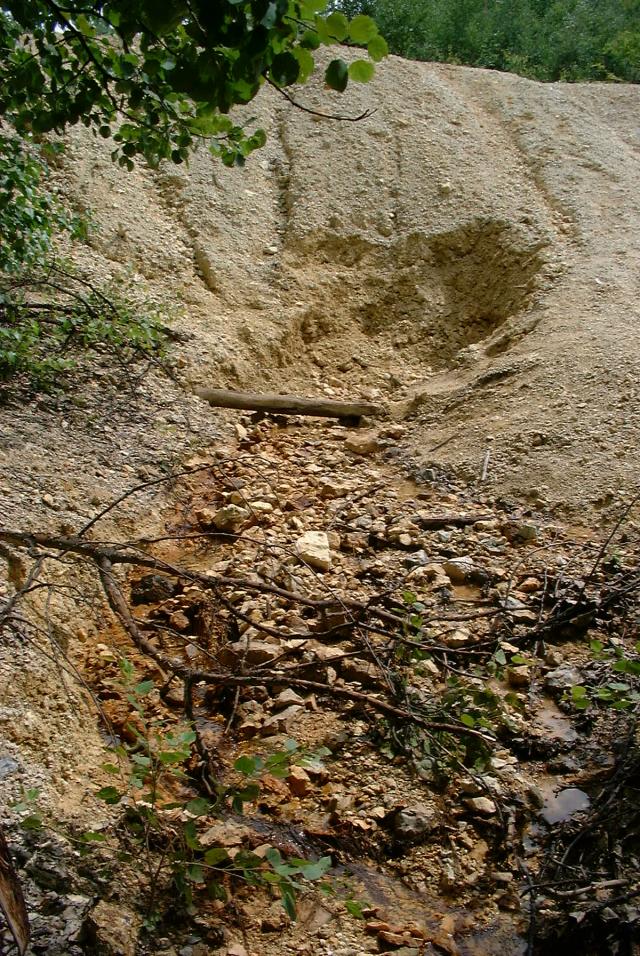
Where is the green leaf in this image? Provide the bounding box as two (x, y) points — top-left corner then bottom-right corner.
(348, 60), (375, 83)
(188, 863), (205, 883)
(280, 883), (297, 920)
(300, 30), (321, 50)
(120, 659), (135, 681)
(613, 659), (631, 673)
(299, 856), (332, 880)
(204, 847), (230, 866)
(96, 786), (122, 805)
(81, 830), (107, 843)
(134, 679), (154, 695)
(367, 35), (388, 62)
(571, 685), (588, 699)
(293, 47), (315, 83)
(234, 755), (260, 776)
(326, 11), (349, 41)
(184, 819), (200, 850)
(345, 899), (367, 918)
(349, 14), (378, 43)
(265, 846), (282, 867)
(299, 0), (327, 16)
(460, 713), (476, 727)
(156, 751), (184, 764)
(75, 13), (96, 37)
(271, 52), (300, 86)
(235, 783), (261, 802)
(185, 797), (212, 817)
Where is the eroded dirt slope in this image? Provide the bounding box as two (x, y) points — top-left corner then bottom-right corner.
(52, 55), (640, 513)
(1, 53), (640, 955)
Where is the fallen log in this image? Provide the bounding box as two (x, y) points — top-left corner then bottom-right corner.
(195, 387), (381, 422)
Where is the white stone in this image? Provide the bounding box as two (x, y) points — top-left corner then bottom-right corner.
(295, 531), (332, 571)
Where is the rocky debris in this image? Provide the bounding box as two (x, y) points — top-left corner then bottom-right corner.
(344, 432), (381, 456)
(391, 804), (439, 842)
(261, 704), (305, 736)
(272, 689), (306, 709)
(464, 797), (498, 816)
(219, 638), (281, 667)
(545, 666), (584, 693)
(225, 945), (248, 956)
(17, 413), (634, 956)
(442, 557), (475, 584)
(295, 530), (333, 571)
(82, 901), (141, 956)
(287, 766), (312, 797)
(501, 521), (539, 545)
(506, 665), (531, 688)
(196, 504), (252, 533)
(130, 574), (179, 605)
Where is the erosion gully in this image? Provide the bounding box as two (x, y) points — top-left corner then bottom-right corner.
(79, 415), (639, 956)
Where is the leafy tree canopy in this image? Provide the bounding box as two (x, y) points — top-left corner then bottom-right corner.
(337, 0), (640, 84)
(0, 0), (388, 169)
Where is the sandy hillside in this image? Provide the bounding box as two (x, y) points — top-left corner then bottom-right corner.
(0, 53), (639, 956)
(46, 54), (640, 515)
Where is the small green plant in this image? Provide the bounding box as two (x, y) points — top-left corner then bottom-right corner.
(95, 660), (332, 922)
(565, 640), (640, 712)
(10, 787), (44, 831)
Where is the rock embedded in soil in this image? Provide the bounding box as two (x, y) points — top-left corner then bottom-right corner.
(464, 796), (497, 816)
(545, 666), (583, 693)
(295, 530), (333, 571)
(392, 803), (439, 841)
(272, 689), (305, 709)
(287, 765), (312, 797)
(82, 901), (140, 956)
(501, 521), (539, 544)
(260, 704), (304, 736)
(506, 665), (531, 688)
(443, 557), (475, 584)
(196, 504), (250, 532)
(344, 432), (381, 456)
(219, 638), (280, 666)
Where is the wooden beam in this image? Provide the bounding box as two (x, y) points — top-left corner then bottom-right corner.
(195, 388), (381, 421)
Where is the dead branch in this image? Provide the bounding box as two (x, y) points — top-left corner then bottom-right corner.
(98, 555), (492, 744)
(0, 827), (29, 955)
(2, 531), (493, 746)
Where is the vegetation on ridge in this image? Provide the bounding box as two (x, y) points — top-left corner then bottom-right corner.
(336, 0), (640, 83)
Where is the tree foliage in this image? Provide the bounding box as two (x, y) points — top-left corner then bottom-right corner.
(0, 1), (386, 388)
(338, 0), (640, 83)
(0, 0), (386, 168)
